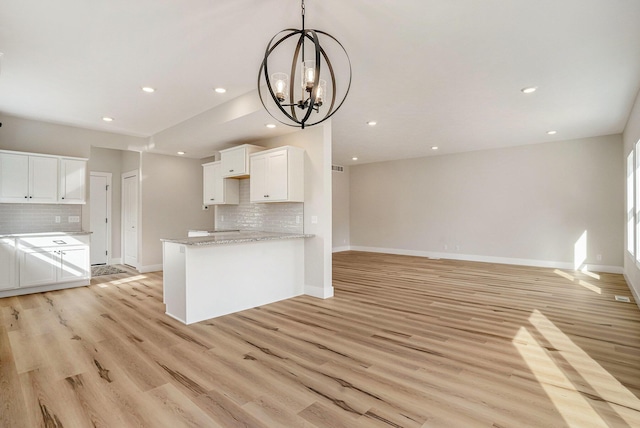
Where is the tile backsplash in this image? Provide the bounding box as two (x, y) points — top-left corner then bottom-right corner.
(0, 204), (82, 234)
(216, 179), (303, 233)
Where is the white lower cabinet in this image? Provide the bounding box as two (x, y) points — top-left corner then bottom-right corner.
(19, 245), (90, 288)
(19, 248), (58, 287)
(0, 238), (17, 290)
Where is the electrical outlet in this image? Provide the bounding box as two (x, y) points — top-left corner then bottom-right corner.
(596, 254), (602, 261)
(311, 216), (318, 224)
(55, 216), (60, 223)
(455, 245), (460, 251)
(444, 244), (448, 250)
(221, 215), (224, 222)
(296, 215), (301, 224)
(68, 216), (80, 223)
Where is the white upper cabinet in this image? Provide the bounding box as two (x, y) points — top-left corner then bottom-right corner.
(250, 146), (304, 203)
(0, 152), (58, 203)
(30, 156), (59, 203)
(203, 161), (239, 205)
(0, 150), (86, 204)
(59, 158), (87, 204)
(219, 144), (265, 178)
(0, 152), (29, 202)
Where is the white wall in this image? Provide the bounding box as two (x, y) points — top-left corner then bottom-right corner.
(0, 114), (147, 157)
(139, 152), (214, 270)
(332, 166), (350, 251)
(256, 124), (334, 298)
(623, 89), (640, 304)
(349, 135), (623, 272)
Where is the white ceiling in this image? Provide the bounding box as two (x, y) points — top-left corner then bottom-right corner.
(1, 0), (640, 165)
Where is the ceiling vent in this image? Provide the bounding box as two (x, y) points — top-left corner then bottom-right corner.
(332, 165), (344, 172)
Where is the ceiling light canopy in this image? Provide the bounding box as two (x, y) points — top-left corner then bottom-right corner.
(102, 116), (114, 122)
(367, 121), (377, 126)
(214, 87), (226, 94)
(142, 86), (155, 93)
(547, 130), (557, 135)
(521, 86), (537, 94)
(258, 0), (352, 129)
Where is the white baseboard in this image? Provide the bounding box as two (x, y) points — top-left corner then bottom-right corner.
(305, 284), (334, 299)
(138, 264), (163, 273)
(349, 246), (623, 274)
(332, 246), (351, 253)
(623, 273), (640, 311)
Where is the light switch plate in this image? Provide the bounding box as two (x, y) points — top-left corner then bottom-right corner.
(311, 216), (318, 224)
(68, 216), (80, 223)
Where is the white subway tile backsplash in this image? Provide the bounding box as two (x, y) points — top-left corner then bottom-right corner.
(0, 204), (82, 234)
(216, 179), (303, 233)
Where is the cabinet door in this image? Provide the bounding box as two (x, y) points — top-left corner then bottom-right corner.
(221, 148), (246, 177)
(60, 159), (86, 203)
(266, 150), (289, 201)
(0, 153), (29, 202)
(203, 163), (217, 204)
(0, 239), (17, 290)
(29, 156), (58, 203)
(249, 155), (268, 202)
(59, 247), (90, 281)
(20, 248), (58, 287)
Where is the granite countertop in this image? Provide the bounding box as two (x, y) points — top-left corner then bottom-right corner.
(0, 231), (92, 238)
(162, 230), (313, 246)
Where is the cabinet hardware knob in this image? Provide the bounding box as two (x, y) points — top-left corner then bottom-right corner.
(264, 195), (269, 198)
(229, 169), (234, 172)
(62, 197), (65, 199)
(29, 196), (33, 198)
(210, 198), (214, 201)
(24, 196), (28, 198)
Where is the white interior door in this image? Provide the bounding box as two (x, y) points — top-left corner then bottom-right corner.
(90, 173), (111, 265)
(122, 172), (139, 268)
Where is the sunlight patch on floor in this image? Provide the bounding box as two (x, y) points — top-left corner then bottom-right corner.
(513, 310), (640, 427)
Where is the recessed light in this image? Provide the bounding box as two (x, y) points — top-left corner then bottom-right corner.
(352, 157), (358, 161)
(431, 146), (439, 150)
(367, 121), (377, 126)
(521, 86), (537, 94)
(142, 86), (155, 93)
(102, 117), (114, 122)
(214, 87), (227, 94)
(266, 124), (277, 129)
(547, 130), (557, 135)
(177, 151), (186, 155)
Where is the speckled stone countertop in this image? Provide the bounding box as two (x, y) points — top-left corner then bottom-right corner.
(0, 231), (92, 238)
(161, 231), (313, 246)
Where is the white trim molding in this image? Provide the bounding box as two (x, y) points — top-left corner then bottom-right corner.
(349, 246), (624, 274)
(305, 284), (334, 299)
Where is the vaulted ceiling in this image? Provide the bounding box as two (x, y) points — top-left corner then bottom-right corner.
(1, 0), (639, 164)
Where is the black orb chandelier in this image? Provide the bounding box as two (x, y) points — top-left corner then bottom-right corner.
(258, 0), (351, 129)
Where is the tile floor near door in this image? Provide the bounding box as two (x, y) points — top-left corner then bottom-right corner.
(0, 252), (639, 427)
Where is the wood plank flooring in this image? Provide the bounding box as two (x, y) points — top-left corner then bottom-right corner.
(1, 251), (639, 427)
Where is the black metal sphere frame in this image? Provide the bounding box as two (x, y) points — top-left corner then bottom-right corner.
(258, 27), (352, 129)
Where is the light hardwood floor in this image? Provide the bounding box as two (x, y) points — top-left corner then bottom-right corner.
(1, 251), (639, 427)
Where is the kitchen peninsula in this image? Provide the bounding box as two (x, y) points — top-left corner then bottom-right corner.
(162, 230), (312, 324)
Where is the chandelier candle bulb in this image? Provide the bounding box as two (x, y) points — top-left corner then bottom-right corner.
(272, 73), (288, 102)
(316, 79), (326, 104)
(303, 60), (316, 90)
